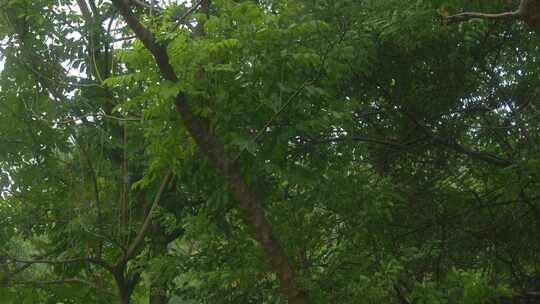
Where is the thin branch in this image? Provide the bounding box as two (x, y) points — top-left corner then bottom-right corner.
(30, 111), (141, 126)
(131, 0), (163, 12)
(1, 262), (34, 286)
(9, 50), (101, 89)
(172, 0), (204, 31)
(10, 257), (88, 265)
(9, 278), (115, 295)
(113, 35), (137, 42)
(233, 81), (310, 162)
(7, 256), (115, 273)
(78, 141), (104, 257)
(402, 112), (513, 167)
(430, 135), (513, 167)
(309, 135), (409, 150)
(444, 11), (519, 24)
(121, 170), (173, 263)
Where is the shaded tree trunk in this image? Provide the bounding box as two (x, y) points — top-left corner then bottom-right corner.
(114, 276), (131, 304)
(113, 265), (139, 304)
(149, 225), (169, 304)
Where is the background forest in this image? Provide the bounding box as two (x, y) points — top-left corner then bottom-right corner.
(0, 0), (539, 303)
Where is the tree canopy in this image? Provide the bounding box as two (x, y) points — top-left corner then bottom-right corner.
(1, 0), (540, 303)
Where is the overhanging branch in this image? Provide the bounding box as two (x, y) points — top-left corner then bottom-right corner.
(443, 0), (540, 33)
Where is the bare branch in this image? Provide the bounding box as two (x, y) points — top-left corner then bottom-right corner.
(444, 11), (519, 24)
(309, 136), (410, 149)
(443, 0), (540, 33)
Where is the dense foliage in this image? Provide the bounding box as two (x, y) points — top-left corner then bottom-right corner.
(1, 0), (539, 303)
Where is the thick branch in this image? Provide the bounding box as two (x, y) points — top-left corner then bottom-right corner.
(110, 0), (309, 302)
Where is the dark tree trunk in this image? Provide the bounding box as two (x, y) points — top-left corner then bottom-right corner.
(115, 277), (131, 304)
(113, 266), (138, 304)
(149, 225), (169, 304)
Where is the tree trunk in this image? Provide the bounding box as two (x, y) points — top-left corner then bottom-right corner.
(113, 267), (133, 304)
(111, 1), (309, 303)
(149, 226), (169, 304)
(119, 289), (131, 304)
(116, 280), (131, 304)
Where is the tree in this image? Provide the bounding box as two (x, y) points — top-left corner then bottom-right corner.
(1, 0), (540, 303)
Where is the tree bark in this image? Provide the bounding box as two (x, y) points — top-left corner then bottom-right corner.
(110, 0), (309, 303)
